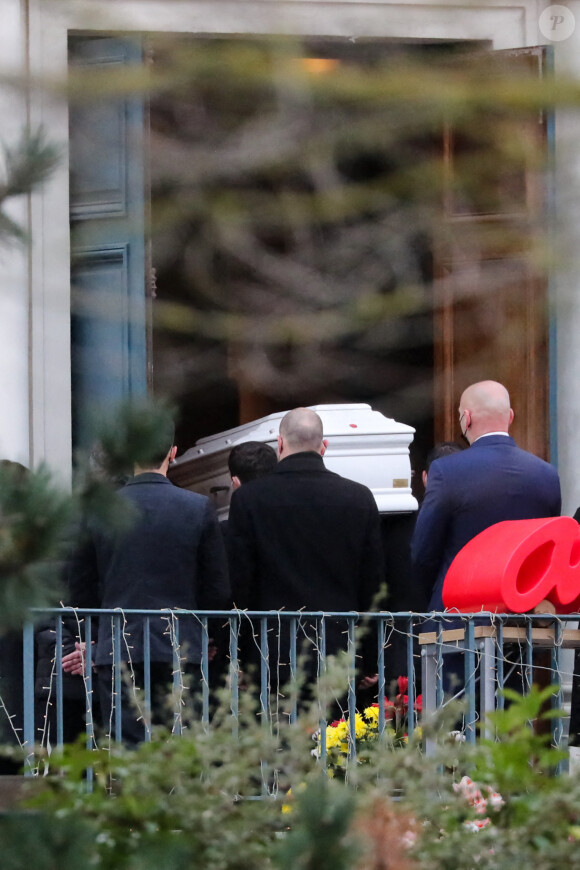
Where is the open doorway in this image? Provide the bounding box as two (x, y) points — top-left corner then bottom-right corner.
(148, 37), (486, 491)
(69, 35), (550, 495)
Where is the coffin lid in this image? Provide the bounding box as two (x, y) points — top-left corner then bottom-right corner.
(170, 403), (417, 516)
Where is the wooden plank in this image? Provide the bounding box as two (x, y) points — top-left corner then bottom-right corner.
(419, 626), (580, 647)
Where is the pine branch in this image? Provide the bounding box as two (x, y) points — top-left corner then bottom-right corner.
(0, 127), (61, 201)
(0, 210), (26, 243)
(0, 127), (61, 242)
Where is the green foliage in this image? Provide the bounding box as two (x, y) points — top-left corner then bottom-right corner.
(0, 812), (96, 870)
(92, 396), (177, 479)
(70, 396), (179, 539)
(1, 128), (61, 198)
(142, 36), (553, 425)
(0, 462), (72, 629)
(23, 688), (320, 870)
(3, 28), (580, 870)
(275, 778), (359, 870)
(0, 127), (61, 242)
(472, 685), (568, 798)
(275, 687), (580, 870)
(0, 398), (184, 631)
(0, 680), (578, 870)
(403, 687), (580, 870)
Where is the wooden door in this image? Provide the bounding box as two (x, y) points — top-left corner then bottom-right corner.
(434, 47), (550, 459)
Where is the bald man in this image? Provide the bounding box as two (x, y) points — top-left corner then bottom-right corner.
(411, 381), (561, 612)
(227, 407), (383, 701)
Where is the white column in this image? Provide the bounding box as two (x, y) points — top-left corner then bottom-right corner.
(28, 1), (72, 484)
(554, 3), (580, 516)
(0, 0), (30, 466)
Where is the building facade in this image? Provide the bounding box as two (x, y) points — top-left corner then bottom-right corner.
(1, 0), (579, 513)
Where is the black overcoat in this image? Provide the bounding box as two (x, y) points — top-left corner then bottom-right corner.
(227, 451), (383, 667)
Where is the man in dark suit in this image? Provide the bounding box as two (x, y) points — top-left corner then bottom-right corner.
(219, 441), (278, 539)
(411, 380), (561, 613)
(227, 407), (383, 714)
(66, 418), (230, 744)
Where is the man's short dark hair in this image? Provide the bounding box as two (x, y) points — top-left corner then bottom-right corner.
(424, 441), (464, 475)
(98, 399), (176, 472)
(228, 441), (277, 484)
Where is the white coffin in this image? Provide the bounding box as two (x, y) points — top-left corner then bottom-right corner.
(169, 403), (418, 518)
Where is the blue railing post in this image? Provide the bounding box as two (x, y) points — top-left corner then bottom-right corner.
(201, 615), (210, 728)
(496, 620), (505, 712)
(289, 616), (298, 723)
(229, 612), (240, 736)
(22, 620), (35, 774)
(347, 617), (356, 766)
(259, 616), (269, 724)
(551, 619), (564, 755)
(464, 619), (476, 744)
(143, 617), (152, 741)
(377, 617), (386, 736)
(19, 606), (580, 779)
(84, 614), (95, 791)
(55, 617), (64, 748)
(113, 614), (123, 743)
(435, 619), (444, 709)
(172, 617), (182, 737)
(406, 616), (415, 736)
(318, 616), (327, 769)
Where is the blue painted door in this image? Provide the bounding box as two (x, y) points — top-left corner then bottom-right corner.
(69, 36), (148, 453)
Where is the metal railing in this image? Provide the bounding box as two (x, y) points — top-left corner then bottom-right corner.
(4, 608), (579, 771)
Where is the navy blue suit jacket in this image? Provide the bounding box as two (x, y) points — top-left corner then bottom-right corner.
(69, 473), (230, 665)
(411, 435), (561, 612)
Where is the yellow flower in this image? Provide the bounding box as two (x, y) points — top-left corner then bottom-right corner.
(281, 782), (307, 815)
(325, 727), (342, 749)
(354, 712), (368, 739)
(363, 705), (380, 725)
(282, 787), (293, 814)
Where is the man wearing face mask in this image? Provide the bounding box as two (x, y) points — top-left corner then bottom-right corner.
(411, 380), (561, 613)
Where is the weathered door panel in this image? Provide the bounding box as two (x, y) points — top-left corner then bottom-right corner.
(69, 36), (148, 451)
(434, 47), (550, 458)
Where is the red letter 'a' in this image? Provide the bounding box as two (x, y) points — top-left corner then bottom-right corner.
(442, 516), (580, 613)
